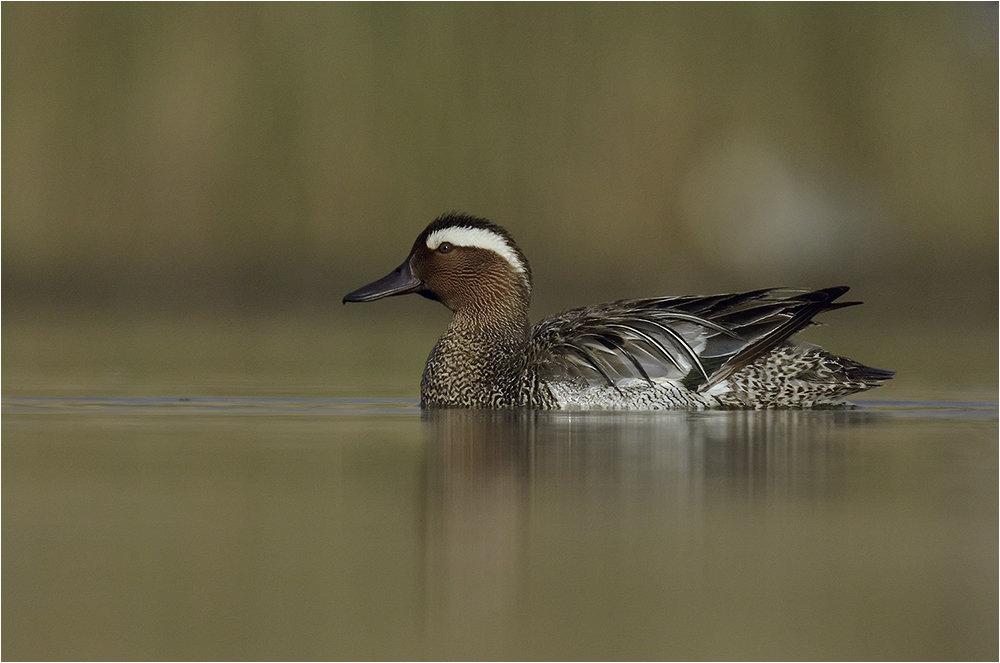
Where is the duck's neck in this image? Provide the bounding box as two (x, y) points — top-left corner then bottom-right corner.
(420, 298), (532, 408)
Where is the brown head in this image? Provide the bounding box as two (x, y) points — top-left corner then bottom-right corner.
(343, 213), (533, 321)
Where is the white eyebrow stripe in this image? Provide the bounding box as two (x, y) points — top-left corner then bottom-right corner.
(425, 226), (527, 274)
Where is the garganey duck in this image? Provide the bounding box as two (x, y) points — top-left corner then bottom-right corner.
(344, 213), (893, 409)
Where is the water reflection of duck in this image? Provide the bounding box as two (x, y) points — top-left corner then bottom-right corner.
(344, 213), (893, 409)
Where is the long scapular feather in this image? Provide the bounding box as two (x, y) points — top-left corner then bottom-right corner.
(593, 334), (653, 383)
(650, 311), (742, 338)
(635, 318), (709, 382)
(570, 344), (621, 390)
(604, 323), (685, 374)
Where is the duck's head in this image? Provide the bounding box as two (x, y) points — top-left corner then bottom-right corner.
(343, 213), (532, 314)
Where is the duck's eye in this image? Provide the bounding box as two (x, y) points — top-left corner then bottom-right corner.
(437, 242), (453, 254)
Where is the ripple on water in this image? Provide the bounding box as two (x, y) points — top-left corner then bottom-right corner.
(2, 397), (995, 419)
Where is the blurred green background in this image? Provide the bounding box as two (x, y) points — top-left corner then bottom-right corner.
(3, 3), (997, 398)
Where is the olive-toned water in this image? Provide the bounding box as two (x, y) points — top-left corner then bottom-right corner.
(3, 314), (997, 660)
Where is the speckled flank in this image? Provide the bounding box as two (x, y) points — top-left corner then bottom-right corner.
(539, 342), (889, 410)
(546, 378), (712, 410)
(717, 343), (892, 409)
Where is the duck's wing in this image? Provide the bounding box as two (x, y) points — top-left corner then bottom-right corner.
(530, 286), (859, 391)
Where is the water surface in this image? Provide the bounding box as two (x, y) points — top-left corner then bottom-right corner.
(3, 396), (996, 659)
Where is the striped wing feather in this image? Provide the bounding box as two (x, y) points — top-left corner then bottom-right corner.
(530, 286), (858, 391)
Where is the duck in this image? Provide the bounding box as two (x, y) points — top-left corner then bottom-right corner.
(343, 213), (893, 410)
